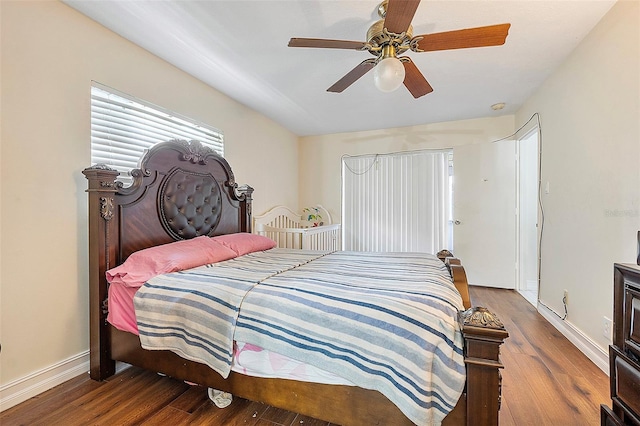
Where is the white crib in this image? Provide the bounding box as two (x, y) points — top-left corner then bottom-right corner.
(253, 205), (341, 251)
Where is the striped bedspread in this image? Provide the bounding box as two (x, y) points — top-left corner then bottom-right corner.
(134, 249), (465, 425)
(134, 249), (322, 377)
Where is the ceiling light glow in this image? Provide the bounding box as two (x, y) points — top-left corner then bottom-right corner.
(373, 57), (406, 93)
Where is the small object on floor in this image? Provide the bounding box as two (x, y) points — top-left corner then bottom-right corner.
(208, 388), (233, 408)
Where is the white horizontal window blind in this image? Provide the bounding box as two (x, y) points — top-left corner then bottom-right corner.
(91, 83), (223, 184)
(342, 150), (452, 253)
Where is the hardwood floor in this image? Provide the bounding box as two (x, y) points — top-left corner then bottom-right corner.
(473, 287), (610, 426)
(1, 286), (610, 426)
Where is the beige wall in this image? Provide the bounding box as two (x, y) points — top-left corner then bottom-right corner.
(298, 116), (518, 286)
(517, 0), (640, 351)
(299, 115), (515, 220)
(0, 0), (298, 385)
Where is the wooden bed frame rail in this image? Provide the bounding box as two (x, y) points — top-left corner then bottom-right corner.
(83, 140), (508, 426)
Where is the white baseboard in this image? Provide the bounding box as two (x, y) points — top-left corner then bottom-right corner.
(0, 351), (89, 412)
(537, 302), (609, 375)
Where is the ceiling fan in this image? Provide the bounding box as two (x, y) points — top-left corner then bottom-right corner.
(288, 0), (510, 98)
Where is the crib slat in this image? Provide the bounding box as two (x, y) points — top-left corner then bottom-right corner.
(254, 206), (341, 251)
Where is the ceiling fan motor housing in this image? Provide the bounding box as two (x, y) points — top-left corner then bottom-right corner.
(366, 19), (413, 57)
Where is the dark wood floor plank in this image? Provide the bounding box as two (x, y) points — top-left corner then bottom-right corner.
(142, 406), (194, 426)
(259, 406), (299, 425)
(254, 420), (283, 426)
(513, 352), (582, 424)
(188, 396), (266, 425)
(499, 350), (551, 425)
(293, 413), (333, 426)
(1, 286), (609, 426)
(0, 373), (102, 426)
(89, 378), (190, 425)
(497, 400), (517, 426)
(167, 384), (210, 414)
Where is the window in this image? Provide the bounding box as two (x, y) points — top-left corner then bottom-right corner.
(91, 83), (223, 184)
(341, 149), (452, 253)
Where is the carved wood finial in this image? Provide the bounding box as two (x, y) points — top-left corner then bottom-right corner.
(437, 249), (453, 260)
(177, 139), (214, 164)
(460, 306), (505, 329)
(234, 184), (254, 201)
(86, 163), (117, 172)
(100, 197), (114, 221)
(83, 164), (120, 193)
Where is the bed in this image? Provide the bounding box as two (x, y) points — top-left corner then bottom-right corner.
(253, 205), (341, 250)
(83, 139), (508, 426)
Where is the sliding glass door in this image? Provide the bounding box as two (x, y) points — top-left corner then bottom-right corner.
(341, 149), (452, 253)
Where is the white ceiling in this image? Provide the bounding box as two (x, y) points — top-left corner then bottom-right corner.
(65, 0), (616, 136)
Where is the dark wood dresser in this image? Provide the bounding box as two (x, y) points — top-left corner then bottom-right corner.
(601, 263), (640, 425)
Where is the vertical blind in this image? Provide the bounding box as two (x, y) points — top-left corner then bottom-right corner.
(91, 83), (224, 184)
(342, 150), (452, 253)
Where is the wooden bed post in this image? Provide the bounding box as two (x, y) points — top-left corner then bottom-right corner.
(83, 165), (120, 380)
(460, 307), (509, 426)
(438, 251), (508, 425)
(445, 258), (472, 310)
(234, 184), (254, 233)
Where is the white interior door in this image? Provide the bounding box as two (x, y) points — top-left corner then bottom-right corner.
(452, 141), (516, 288)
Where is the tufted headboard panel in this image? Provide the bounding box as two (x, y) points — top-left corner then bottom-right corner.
(85, 139), (253, 263)
(158, 168), (223, 240)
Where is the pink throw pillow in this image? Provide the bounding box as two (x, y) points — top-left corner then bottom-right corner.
(106, 236), (237, 288)
(213, 233), (276, 256)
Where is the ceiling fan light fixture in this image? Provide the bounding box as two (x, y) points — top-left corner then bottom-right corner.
(288, 0), (511, 99)
(373, 56), (405, 92)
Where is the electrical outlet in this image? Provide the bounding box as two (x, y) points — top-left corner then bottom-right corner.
(603, 317), (612, 339)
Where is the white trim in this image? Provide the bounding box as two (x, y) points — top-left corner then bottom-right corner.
(0, 351), (89, 412)
(526, 279), (538, 291)
(537, 302), (609, 374)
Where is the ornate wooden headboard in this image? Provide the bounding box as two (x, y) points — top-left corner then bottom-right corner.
(82, 139), (253, 378)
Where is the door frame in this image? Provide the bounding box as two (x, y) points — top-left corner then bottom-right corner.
(515, 127), (541, 305)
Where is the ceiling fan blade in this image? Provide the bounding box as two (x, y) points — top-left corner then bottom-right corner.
(402, 58), (433, 98)
(288, 38), (368, 50)
(384, 0), (421, 34)
(413, 23), (511, 52)
(327, 59), (376, 93)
